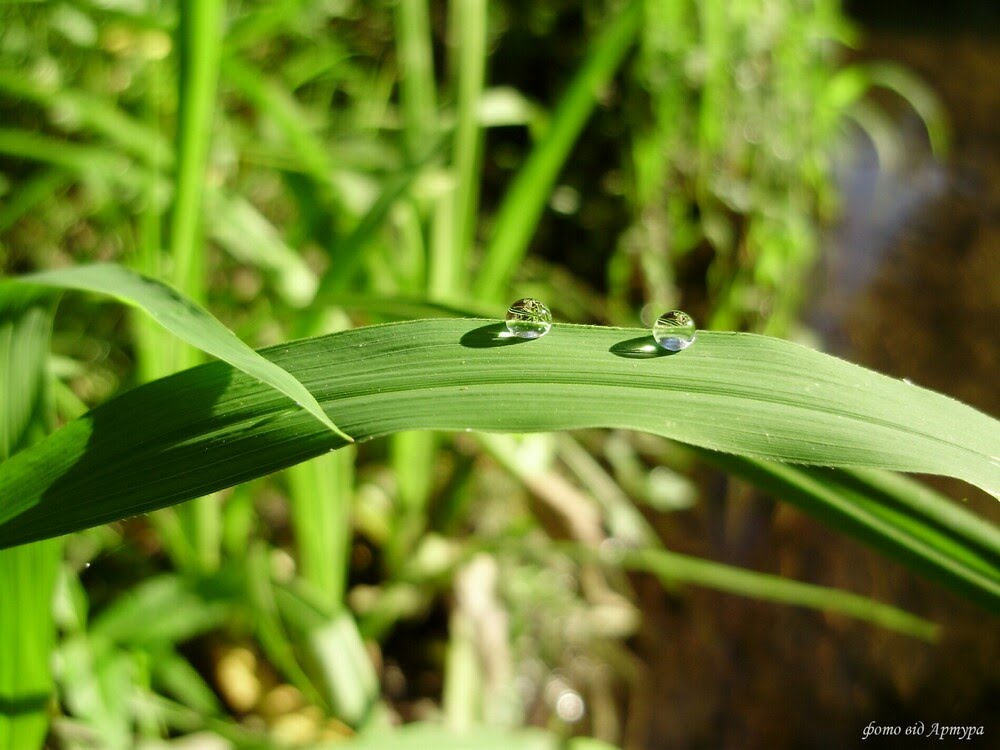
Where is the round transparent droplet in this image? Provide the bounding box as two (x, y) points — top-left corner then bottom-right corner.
(505, 298), (552, 339)
(652, 310), (696, 351)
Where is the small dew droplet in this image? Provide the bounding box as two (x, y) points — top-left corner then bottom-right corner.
(505, 298), (552, 339)
(652, 310), (696, 351)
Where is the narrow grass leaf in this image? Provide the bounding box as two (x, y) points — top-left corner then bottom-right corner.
(7, 264), (350, 440)
(0, 289), (59, 750)
(89, 574), (233, 647)
(172, 0), (225, 304)
(0, 320), (997, 610)
(474, 0), (641, 300)
(701, 452), (1000, 611)
(620, 547), (940, 641)
(286, 448), (356, 604)
(153, 650), (224, 715)
(492, 434), (940, 639)
(274, 586), (380, 727)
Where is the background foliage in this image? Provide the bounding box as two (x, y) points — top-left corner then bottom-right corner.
(0, 0), (996, 748)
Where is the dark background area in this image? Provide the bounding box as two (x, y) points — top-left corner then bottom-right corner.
(637, 2), (999, 747)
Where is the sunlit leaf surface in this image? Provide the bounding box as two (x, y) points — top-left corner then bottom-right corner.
(7, 264), (348, 440)
(0, 319), (997, 553)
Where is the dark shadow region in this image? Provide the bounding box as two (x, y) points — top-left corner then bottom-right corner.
(609, 335), (677, 359)
(459, 322), (532, 348)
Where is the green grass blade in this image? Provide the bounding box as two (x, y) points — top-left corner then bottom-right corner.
(7, 264), (350, 440)
(0, 539), (61, 750)
(854, 62), (949, 157)
(223, 56), (340, 198)
(845, 467), (1000, 561)
(619, 547), (940, 641)
(0, 70), (172, 169)
(153, 649), (224, 716)
(441, 0), (486, 297)
(208, 193), (319, 307)
(286, 447), (355, 605)
(700, 452), (1000, 610)
(244, 543), (326, 709)
(0, 289), (53, 459)
(0, 320), (997, 607)
(88, 574), (232, 647)
(395, 0), (438, 157)
(1, 317), (996, 515)
(0, 129), (138, 188)
(0, 288), (59, 750)
(171, 0), (224, 308)
(300, 142), (445, 331)
(0, 169), (72, 234)
(273, 586), (380, 727)
(473, 0), (641, 300)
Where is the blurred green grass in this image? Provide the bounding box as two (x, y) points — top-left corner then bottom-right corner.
(0, 1), (989, 749)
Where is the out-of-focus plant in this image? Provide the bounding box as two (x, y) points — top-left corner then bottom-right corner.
(614, 0), (944, 336)
(0, 2), (980, 750)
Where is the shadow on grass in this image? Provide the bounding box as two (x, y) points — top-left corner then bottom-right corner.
(459, 322), (534, 348)
(609, 335), (677, 358)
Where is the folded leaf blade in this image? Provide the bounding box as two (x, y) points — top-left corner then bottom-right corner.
(8, 264), (349, 441)
(0, 319), (996, 563)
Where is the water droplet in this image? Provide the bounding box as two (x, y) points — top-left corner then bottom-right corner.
(652, 310), (696, 351)
(505, 298), (552, 339)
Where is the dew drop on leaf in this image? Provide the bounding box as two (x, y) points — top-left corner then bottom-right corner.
(652, 310), (696, 351)
(505, 298), (553, 339)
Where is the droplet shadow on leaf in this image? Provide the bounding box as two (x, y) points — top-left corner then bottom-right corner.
(459, 322), (530, 348)
(609, 336), (678, 359)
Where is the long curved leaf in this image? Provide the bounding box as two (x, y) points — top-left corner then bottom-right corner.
(700, 453), (1000, 611)
(0, 319), (997, 559)
(5, 264), (349, 441)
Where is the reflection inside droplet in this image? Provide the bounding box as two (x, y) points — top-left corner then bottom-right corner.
(505, 298), (553, 339)
(652, 310), (696, 351)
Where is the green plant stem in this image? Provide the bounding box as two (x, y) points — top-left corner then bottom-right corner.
(0, 129), (133, 180)
(388, 430), (438, 571)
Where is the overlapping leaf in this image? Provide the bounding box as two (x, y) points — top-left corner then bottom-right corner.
(0, 318), (997, 572)
(5, 264), (348, 440)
